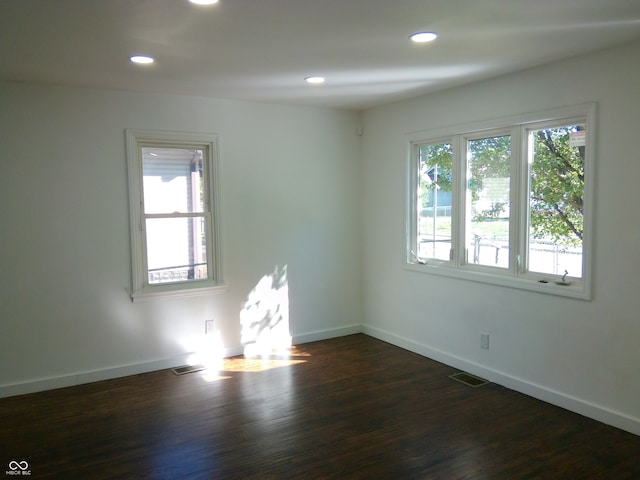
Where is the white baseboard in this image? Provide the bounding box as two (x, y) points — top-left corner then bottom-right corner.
(11, 322), (636, 437)
(363, 324), (640, 436)
(0, 354), (194, 399)
(293, 324), (363, 345)
(0, 324), (364, 399)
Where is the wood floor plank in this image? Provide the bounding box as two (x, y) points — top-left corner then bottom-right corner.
(1, 334), (639, 479)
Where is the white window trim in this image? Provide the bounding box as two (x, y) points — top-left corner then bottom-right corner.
(405, 103), (595, 300)
(126, 129), (225, 302)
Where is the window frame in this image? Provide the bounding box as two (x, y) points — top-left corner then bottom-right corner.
(405, 104), (595, 300)
(461, 127), (515, 275)
(409, 136), (456, 266)
(126, 129), (225, 302)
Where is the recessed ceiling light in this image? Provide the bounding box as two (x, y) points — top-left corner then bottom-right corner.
(189, 0), (219, 4)
(305, 76), (325, 84)
(130, 55), (155, 64)
(410, 32), (438, 43)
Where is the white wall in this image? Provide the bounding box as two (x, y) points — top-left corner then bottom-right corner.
(0, 83), (362, 395)
(360, 40), (640, 435)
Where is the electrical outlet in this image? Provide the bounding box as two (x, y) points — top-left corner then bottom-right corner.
(480, 333), (490, 350)
(205, 320), (215, 334)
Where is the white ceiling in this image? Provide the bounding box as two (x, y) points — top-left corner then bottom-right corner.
(1, 0), (639, 110)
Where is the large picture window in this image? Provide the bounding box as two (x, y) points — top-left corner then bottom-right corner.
(407, 105), (594, 299)
(126, 130), (224, 301)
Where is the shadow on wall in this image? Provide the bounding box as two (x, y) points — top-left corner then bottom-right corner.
(240, 265), (291, 358)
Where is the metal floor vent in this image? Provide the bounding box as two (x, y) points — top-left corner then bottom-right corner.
(449, 372), (490, 387)
(171, 364), (206, 376)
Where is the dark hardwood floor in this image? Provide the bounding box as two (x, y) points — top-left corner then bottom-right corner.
(1, 334), (639, 479)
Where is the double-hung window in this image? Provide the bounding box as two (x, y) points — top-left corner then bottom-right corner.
(126, 129), (224, 302)
(407, 104), (594, 299)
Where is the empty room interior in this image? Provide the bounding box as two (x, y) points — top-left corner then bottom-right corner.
(1, 0), (640, 478)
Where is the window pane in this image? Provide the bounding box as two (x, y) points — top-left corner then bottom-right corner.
(467, 135), (511, 268)
(528, 125), (584, 278)
(142, 148), (205, 214)
(145, 217), (208, 284)
(417, 143), (453, 261)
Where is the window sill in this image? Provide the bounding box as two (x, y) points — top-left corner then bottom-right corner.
(404, 262), (591, 300)
(131, 283), (227, 303)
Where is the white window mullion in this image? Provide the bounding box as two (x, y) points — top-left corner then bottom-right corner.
(407, 142), (420, 263)
(518, 126), (535, 277)
(452, 134), (465, 268)
(508, 126), (522, 276)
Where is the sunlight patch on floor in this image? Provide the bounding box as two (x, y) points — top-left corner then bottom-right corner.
(199, 372), (233, 382)
(222, 354), (307, 373)
(200, 346), (311, 380)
